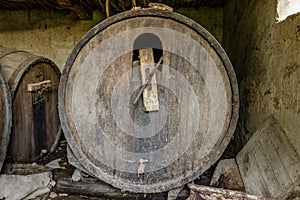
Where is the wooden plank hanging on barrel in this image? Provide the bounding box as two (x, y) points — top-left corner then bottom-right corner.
(138, 48), (159, 111)
(59, 8), (239, 193)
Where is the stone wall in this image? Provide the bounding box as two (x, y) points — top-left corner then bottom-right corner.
(175, 7), (223, 42)
(0, 8), (223, 71)
(223, 0), (300, 155)
(0, 10), (105, 70)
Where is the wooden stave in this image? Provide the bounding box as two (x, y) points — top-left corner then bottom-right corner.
(0, 71), (11, 171)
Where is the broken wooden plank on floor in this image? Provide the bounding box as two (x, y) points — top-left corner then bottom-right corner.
(187, 184), (273, 200)
(2, 163), (51, 175)
(236, 116), (300, 199)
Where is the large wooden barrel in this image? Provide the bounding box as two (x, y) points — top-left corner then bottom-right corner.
(59, 9), (239, 193)
(0, 46), (61, 163)
(0, 71), (11, 170)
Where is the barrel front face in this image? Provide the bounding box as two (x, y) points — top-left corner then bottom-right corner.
(0, 72), (11, 170)
(0, 46), (61, 163)
(60, 9), (239, 193)
(10, 62), (60, 162)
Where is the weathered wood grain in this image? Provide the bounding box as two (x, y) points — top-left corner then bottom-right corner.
(0, 71), (11, 171)
(188, 184), (273, 200)
(236, 116), (300, 199)
(0, 0), (227, 12)
(59, 9), (239, 193)
(0, 46), (61, 163)
(0, 0), (93, 19)
(55, 176), (190, 199)
(139, 48), (159, 111)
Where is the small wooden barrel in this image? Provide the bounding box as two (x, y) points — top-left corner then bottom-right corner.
(59, 9), (239, 193)
(0, 46), (61, 163)
(0, 71), (11, 170)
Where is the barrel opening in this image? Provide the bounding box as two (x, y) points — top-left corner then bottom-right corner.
(132, 33), (163, 66)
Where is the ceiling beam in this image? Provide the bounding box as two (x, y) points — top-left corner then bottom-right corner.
(0, 0), (226, 19)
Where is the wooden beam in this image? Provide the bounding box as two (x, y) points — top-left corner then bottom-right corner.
(188, 184), (274, 200)
(0, 0), (227, 12)
(57, 0), (92, 19)
(55, 177), (189, 199)
(138, 48), (159, 111)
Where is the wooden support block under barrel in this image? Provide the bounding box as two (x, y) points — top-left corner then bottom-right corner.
(55, 177), (189, 199)
(0, 46), (61, 163)
(139, 48), (159, 111)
